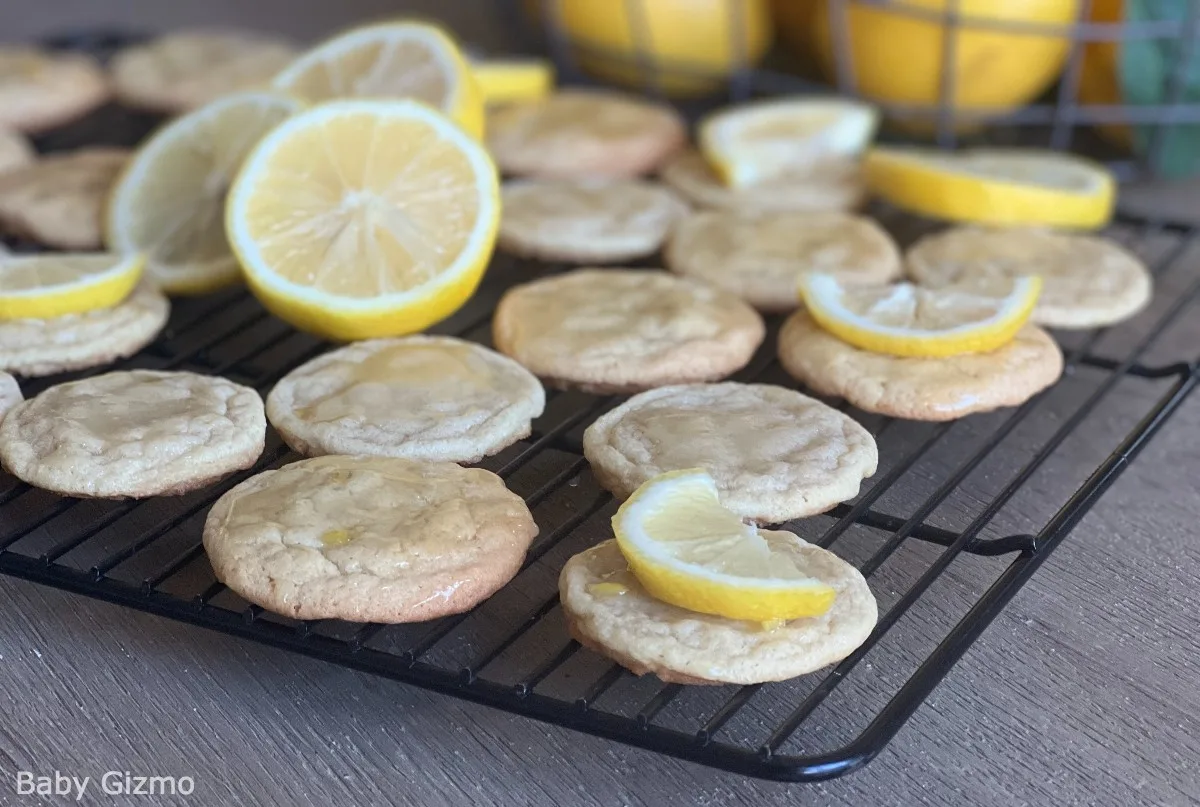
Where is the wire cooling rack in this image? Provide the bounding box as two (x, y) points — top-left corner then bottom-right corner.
(2, 29), (1200, 783)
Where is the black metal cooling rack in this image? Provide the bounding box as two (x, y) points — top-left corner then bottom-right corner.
(3, 29), (1200, 784)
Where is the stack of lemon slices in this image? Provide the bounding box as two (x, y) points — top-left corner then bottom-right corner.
(97, 20), (521, 342)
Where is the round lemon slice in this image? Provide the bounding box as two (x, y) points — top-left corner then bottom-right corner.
(799, 272), (1042, 358)
(226, 99), (500, 342)
(0, 252), (145, 320)
(699, 98), (878, 189)
(107, 91), (303, 296)
(471, 58), (554, 105)
(864, 146), (1116, 230)
(613, 469), (837, 622)
(271, 21), (485, 139)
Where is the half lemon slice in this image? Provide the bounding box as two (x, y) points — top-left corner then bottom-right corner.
(613, 469), (836, 622)
(799, 272), (1042, 358)
(864, 146), (1116, 230)
(271, 21), (485, 138)
(0, 252), (145, 320)
(471, 57), (554, 105)
(699, 98), (878, 188)
(226, 99), (500, 342)
(106, 91), (303, 295)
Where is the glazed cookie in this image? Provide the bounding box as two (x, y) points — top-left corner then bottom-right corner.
(0, 128), (34, 175)
(0, 371), (21, 424)
(498, 179), (688, 263)
(584, 383), (877, 524)
(0, 370), (265, 498)
(493, 268), (765, 392)
(666, 210), (902, 312)
(487, 89), (686, 179)
(203, 455), (539, 622)
(111, 30), (299, 114)
(0, 282), (169, 377)
(267, 336), (545, 463)
(0, 47), (110, 133)
(561, 538), (877, 685)
(0, 147), (129, 249)
(660, 148), (867, 213)
(906, 226), (1153, 329)
(778, 310), (1064, 421)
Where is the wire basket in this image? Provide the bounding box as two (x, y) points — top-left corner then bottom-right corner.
(512, 0), (1200, 182)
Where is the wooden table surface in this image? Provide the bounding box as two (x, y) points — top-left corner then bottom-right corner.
(4, 2), (1200, 805)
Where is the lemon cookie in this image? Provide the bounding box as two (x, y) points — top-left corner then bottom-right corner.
(0, 128), (34, 175)
(111, 30), (299, 114)
(498, 179), (688, 263)
(0, 371), (21, 423)
(666, 210), (902, 312)
(0, 282), (168, 378)
(203, 455), (539, 622)
(0, 147), (128, 249)
(0, 370), (265, 498)
(778, 310), (1063, 421)
(905, 226), (1153, 329)
(493, 268), (765, 393)
(267, 336), (545, 463)
(660, 148), (867, 213)
(487, 89), (686, 179)
(560, 538), (877, 685)
(584, 383), (877, 524)
(0, 47), (110, 133)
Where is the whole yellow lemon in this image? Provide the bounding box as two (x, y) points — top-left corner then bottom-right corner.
(527, 0), (774, 97)
(804, 0), (1080, 128)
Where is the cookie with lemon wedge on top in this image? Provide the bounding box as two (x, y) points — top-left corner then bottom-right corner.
(779, 273), (1063, 421)
(559, 469), (877, 685)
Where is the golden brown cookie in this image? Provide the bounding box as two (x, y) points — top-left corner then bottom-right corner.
(487, 89), (686, 179)
(266, 336), (545, 463)
(0, 147), (128, 249)
(905, 226), (1153, 330)
(0, 370), (265, 498)
(499, 179), (688, 263)
(666, 209), (902, 311)
(560, 538), (877, 685)
(0, 282), (169, 378)
(493, 268), (765, 393)
(0, 128), (34, 176)
(0, 47), (111, 132)
(203, 455), (539, 622)
(583, 382), (878, 524)
(777, 310), (1064, 421)
(111, 30), (299, 114)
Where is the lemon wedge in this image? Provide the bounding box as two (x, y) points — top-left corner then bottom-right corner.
(226, 99), (500, 342)
(699, 98), (878, 188)
(613, 469), (836, 622)
(106, 92), (303, 296)
(799, 272), (1042, 358)
(0, 252), (145, 320)
(271, 21), (485, 139)
(472, 58), (554, 104)
(864, 146), (1116, 230)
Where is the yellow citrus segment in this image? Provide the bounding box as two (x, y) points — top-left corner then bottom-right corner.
(799, 272), (1042, 357)
(226, 99), (500, 342)
(270, 21), (485, 139)
(864, 146), (1116, 230)
(471, 58), (554, 104)
(613, 469), (836, 622)
(699, 98), (878, 188)
(106, 92), (303, 295)
(0, 252), (145, 320)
